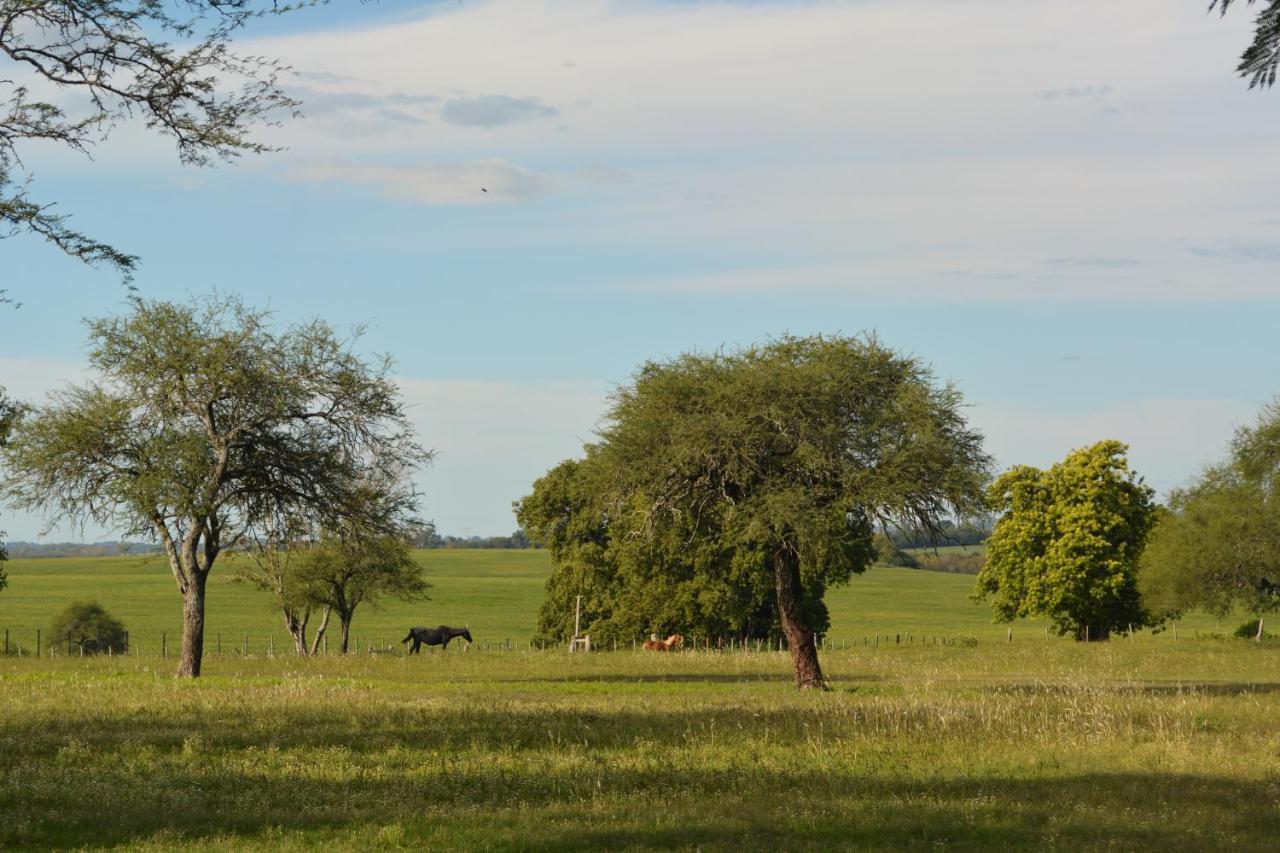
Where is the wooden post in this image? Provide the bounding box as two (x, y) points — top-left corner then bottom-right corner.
(36, 629), (41, 658)
(217, 633), (221, 655)
(162, 632), (167, 658)
(1172, 623), (1177, 641)
(1006, 627), (1012, 643)
(244, 633), (249, 656)
(1256, 617), (1265, 642)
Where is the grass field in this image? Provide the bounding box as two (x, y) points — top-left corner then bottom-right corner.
(1, 552), (1276, 850)
(0, 550), (1245, 654)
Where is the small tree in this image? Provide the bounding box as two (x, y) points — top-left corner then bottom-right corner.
(1139, 401), (1280, 627)
(976, 441), (1157, 641)
(873, 532), (920, 568)
(295, 527), (428, 654)
(50, 601), (128, 655)
(235, 512), (330, 656)
(1, 296), (428, 676)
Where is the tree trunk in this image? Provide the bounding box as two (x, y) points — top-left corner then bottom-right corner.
(339, 614), (352, 654)
(284, 608), (309, 656)
(176, 572), (208, 677)
(309, 607), (331, 656)
(774, 549), (826, 690)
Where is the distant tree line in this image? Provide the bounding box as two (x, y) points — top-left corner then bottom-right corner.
(4, 541), (163, 559)
(405, 522), (534, 550)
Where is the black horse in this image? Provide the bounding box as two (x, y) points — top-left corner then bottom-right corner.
(402, 625), (473, 654)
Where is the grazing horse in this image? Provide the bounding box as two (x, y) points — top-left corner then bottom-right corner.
(402, 625), (473, 654)
(643, 633), (683, 651)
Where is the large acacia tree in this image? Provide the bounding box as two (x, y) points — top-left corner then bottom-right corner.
(1, 0), (307, 287)
(545, 335), (990, 690)
(0, 295), (428, 676)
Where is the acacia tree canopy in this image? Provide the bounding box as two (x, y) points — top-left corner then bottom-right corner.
(1139, 401), (1280, 619)
(1, 0), (307, 290)
(527, 335), (990, 689)
(0, 295), (428, 676)
(976, 440), (1158, 641)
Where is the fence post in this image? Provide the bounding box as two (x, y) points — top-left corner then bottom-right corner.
(217, 633), (221, 655)
(162, 632), (167, 658)
(36, 629), (41, 658)
(244, 634), (249, 656)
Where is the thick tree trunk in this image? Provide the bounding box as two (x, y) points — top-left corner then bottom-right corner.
(176, 572), (208, 677)
(773, 549), (826, 690)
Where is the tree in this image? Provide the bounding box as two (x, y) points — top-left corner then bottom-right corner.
(1139, 401), (1280, 624)
(1, 1), (306, 286)
(235, 511), (329, 656)
(519, 456), (805, 648)
(0, 385), (22, 595)
(976, 441), (1158, 641)
(1, 295), (428, 676)
(873, 532), (920, 568)
(294, 528), (428, 653)
(527, 335), (989, 689)
(49, 600), (128, 655)
(1213, 1), (1280, 88)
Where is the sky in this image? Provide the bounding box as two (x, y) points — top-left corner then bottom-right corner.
(2, 0), (1279, 541)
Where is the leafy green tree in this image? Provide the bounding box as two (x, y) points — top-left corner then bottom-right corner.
(49, 601), (128, 655)
(525, 336), (989, 689)
(976, 441), (1157, 641)
(1139, 401), (1280, 623)
(519, 456), (808, 647)
(1, 295), (427, 676)
(294, 529), (428, 653)
(873, 532), (920, 568)
(1213, 1), (1280, 88)
(0, 386), (22, 595)
(1, 1), (310, 288)
(235, 512), (330, 656)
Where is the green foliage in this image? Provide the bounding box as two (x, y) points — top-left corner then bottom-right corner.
(976, 441), (1158, 640)
(1212, 1), (1280, 88)
(0, 295), (426, 675)
(294, 531), (429, 652)
(0, 385), (22, 596)
(1140, 401), (1280, 620)
(2, 2), (311, 281)
(874, 532), (920, 568)
(521, 335), (990, 680)
(49, 600), (128, 654)
(1233, 618), (1273, 640)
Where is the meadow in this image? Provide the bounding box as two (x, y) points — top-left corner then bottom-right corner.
(0, 552), (1276, 851)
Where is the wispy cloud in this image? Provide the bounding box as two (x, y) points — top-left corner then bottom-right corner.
(287, 158), (558, 204)
(440, 94), (559, 128)
(1188, 240), (1280, 262)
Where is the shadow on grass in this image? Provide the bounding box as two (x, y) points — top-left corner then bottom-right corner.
(492, 673), (884, 685)
(3, 762), (1277, 850)
(985, 681), (1280, 697)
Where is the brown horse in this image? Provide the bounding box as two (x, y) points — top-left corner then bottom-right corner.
(643, 633), (684, 651)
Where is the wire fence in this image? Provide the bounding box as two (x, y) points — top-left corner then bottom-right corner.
(0, 625), (1203, 659)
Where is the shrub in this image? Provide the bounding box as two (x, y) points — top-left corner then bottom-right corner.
(1233, 618), (1273, 641)
(50, 602), (128, 655)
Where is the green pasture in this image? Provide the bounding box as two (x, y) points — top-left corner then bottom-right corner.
(1, 552), (1277, 850)
(0, 551), (1246, 657)
(2, 639), (1278, 850)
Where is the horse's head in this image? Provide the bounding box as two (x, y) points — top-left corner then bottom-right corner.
(669, 634), (684, 649)
(461, 628), (474, 644)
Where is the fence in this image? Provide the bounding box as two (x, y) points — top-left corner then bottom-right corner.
(0, 624), (1229, 659)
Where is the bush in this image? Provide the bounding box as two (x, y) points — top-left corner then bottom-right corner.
(916, 552), (985, 575)
(1233, 618), (1273, 641)
(874, 533), (919, 568)
(50, 601), (128, 655)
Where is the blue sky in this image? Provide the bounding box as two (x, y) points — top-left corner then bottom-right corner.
(3, 0), (1280, 540)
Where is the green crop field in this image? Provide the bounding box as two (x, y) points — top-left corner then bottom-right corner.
(1, 552), (1276, 850)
